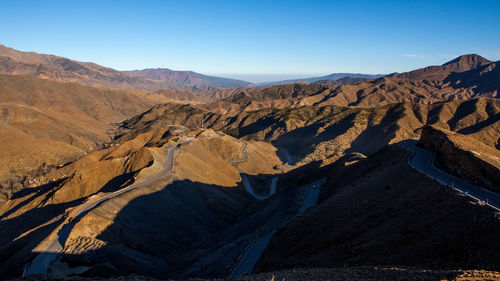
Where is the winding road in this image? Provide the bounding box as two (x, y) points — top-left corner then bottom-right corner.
(231, 141), (500, 277)
(229, 140), (277, 200)
(228, 140), (325, 277)
(228, 142), (248, 165)
(399, 140), (500, 210)
(242, 176), (278, 200)
(277, 147), (294, 166)
(23, 138), (192, 276)
(228, 178), (325, 277)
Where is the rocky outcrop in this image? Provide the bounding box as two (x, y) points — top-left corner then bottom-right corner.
(418, 126), (500, 193)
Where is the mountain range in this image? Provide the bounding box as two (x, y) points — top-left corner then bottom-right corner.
(259, 72), (383, 86)
(125, 68), (252, 89)
(0, 44), (388, 90)
(0, 44), (251, 91)
(0, 45), (499, 280)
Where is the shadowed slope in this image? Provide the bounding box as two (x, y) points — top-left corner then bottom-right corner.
(255, 145), (500, 273)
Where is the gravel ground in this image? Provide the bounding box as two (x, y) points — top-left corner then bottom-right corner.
(13, 266), (500, 281)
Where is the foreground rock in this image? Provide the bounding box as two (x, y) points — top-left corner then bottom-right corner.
(11, 267), (500, 281)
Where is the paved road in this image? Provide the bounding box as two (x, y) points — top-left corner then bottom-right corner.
(228, 230), (276, 277)
(242, 176), (278, 200)
(228, 142), (248, 165)
(277, 147), (294, 166)
(230, 140), (278, 201)
(298, 180), (323, 215)
(399, 140), (500, 210)
(229, 178), (325, 277)
(23, 140), (186, 276)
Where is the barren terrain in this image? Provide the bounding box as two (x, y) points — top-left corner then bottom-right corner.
(0, 47), (499, 281)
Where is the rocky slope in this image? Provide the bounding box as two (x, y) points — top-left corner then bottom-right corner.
(177, 54), (498, 111)
(418, 126), (500, 193)
(117, 98), (500, 166)
(392, 54), (493, 80)
(3, 139), (500, 280)
(1, 102), (499, 280)
(0, 74), (172, 181)
(0, 126), (282, 279)
(1, 49), (500, 280)
(254, 145), (500, 273)
(0, 44), (253, 92)
(0, 44), (172, 91)
(7, 267), (500, 281)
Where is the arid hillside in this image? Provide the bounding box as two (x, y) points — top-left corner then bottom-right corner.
(254, 145), (500, 273)
(0, 125), (283, 279)
(2, 125), (499, 279)
(0, 47), (499, 281)
(0, 74), (173, 181)
(153, 87), (242, 104)
(391, 54), (493, 80)
(418, 126), (500, 193)
(0, 44), (173, 91)
(0, 44), (254, 92)
(117, 98), (500, 166)
(174, 54), (498, 111)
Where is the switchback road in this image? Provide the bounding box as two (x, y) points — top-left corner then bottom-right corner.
(23, 138), (191, 276)
(399, 140), (500, 211)
(229, 178), (325, 277)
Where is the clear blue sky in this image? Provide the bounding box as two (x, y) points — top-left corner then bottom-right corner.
(1, 0), (499, 82)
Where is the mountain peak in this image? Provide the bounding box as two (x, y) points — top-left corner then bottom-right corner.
(442, 54), (491, 68)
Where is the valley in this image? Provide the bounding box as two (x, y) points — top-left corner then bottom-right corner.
(0, 44), (499, 281)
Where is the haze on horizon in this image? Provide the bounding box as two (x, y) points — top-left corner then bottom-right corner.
(1, 0), (500, 83)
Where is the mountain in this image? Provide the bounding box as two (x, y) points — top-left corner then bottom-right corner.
(254, 142), (500, 275)
(151, 87), (241, 104)
(0, 44), (250, 91)
(125, 68), (252, 89)
(0, 46), (246, 180)
(0, 126), (283, 278)
(311, 76), (369, 86)
(1, 50), (500, 280)
(0, 74), (172, 181)
(209, 55), (499, 110)
(390, 54), (493, 80)
(116, 98), (500, 166)
(260, 73), (383, 86)
(2, 98), (499, 279)
(0, 44), (174, 91)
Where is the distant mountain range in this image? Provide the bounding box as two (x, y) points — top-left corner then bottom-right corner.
(0, 44), (251, 90)
(207, 54), (499, 111)
(259, 73), (383, 86)
(0, 44), (171, 91)
(0, 44), (385, 90)
(124, 68), (251, 89)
